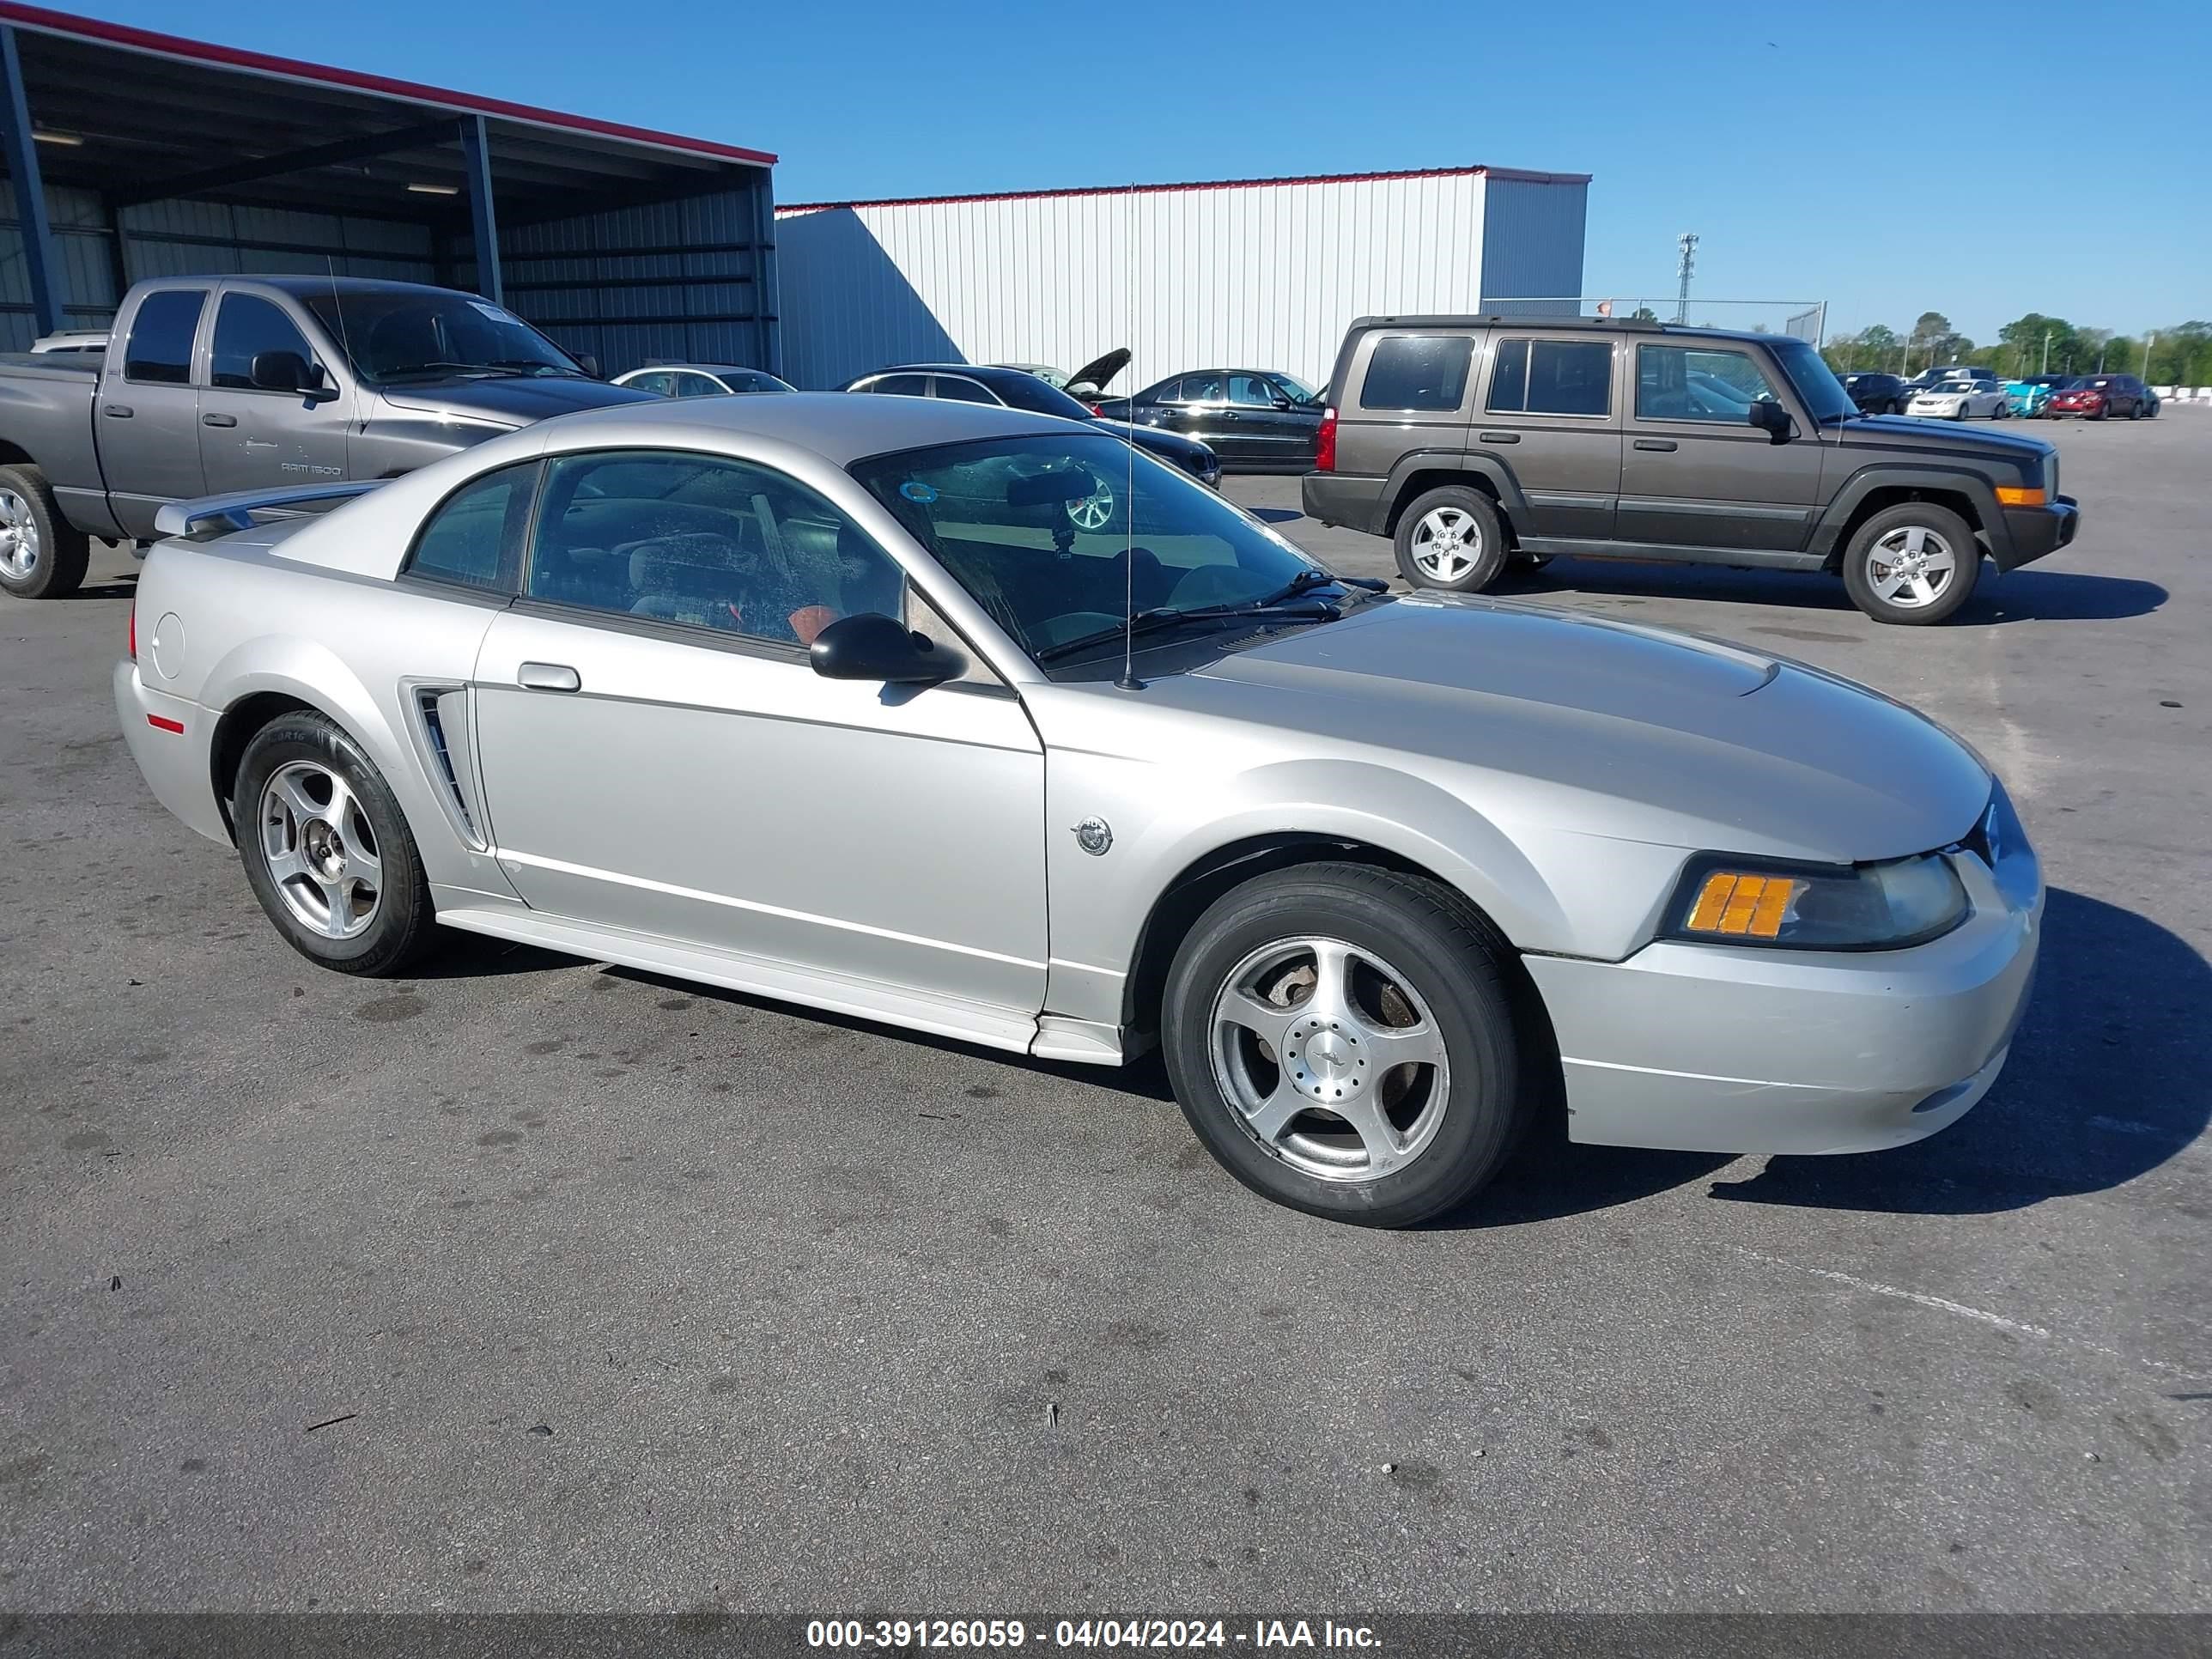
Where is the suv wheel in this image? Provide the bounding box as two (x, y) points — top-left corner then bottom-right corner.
(1840, 503), (1981, 625)
(1394, 487), (1508, 593)
(1161, 862), (1528, 1228)
(234, 711), (437, 975)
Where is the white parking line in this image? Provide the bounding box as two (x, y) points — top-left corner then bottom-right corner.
(1731, 1248), (2207, 1382)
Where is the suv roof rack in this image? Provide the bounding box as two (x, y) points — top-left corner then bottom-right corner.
(1346, 313), (1669, 333)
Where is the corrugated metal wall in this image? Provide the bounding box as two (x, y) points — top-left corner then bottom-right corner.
(1478, 176), (1589, 314)
(2, 181), (435, 350)
(2, 176), (775, 374)
(493, 181), (777, 378)
(775, 170), (1586, 392)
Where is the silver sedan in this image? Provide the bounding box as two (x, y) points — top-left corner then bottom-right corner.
(114, 394), (2041, 1226)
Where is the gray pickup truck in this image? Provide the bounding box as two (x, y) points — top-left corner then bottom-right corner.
(0, 275), (656, 599)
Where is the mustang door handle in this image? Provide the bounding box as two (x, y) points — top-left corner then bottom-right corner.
(1633, 438), (1679, 452)
(517, 662), (581, 692)
(200, 413), (239, 428)
(1477, 431), (1521, 444)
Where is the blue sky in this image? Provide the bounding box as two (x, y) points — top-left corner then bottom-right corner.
(64, 0), (2212, 342)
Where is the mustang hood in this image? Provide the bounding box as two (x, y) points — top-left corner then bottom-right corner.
(380, 374), (658, 426)
(1189, 595), (1991, 862)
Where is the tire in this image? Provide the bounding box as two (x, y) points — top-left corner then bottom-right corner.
(1392, 486), (1509, 593)
(1160, 862), (1528, 1228)
(0, 463), (92, 599)
(2091, 404), (2107, 421)
(1840, 501), (1982, 626)
(234, 710), (437, 975)
(2128, 398), (2143, 421)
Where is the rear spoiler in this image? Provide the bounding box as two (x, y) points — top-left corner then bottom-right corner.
(153, 480), (382, 540)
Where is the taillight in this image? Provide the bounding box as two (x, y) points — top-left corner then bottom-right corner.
(1316, 406), (1338, 472)
(128, 600), (137, 660)
(1087, 403), (1103, 415)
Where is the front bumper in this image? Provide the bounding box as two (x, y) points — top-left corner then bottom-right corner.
(1300, 471), (1386, 534)
(1525, 841), (2042, 1156)
(1996, 494), (2079, 571)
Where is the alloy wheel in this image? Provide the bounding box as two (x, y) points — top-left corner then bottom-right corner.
(259, 761), (383, 939)
(1867, 525), (1959, 611)
(1410, 506), (1482, 583)
(0, 488), (41, 584)
(1066, 478), (1115, 532)
(1208, 935), (1450, 1182)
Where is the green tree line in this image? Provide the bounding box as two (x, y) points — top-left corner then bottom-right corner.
(1820, 311), (2212, 385)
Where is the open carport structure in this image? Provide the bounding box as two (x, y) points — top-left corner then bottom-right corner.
(0, 2), (780, 374)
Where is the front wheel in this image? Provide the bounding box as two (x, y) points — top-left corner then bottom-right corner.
(1393, 486), (1509, 593)
(234, 710), (437, 975)
(1161, 863), (1528, 1227)
(1841, 502), (1982, 625)
(0, 464), (92, 599)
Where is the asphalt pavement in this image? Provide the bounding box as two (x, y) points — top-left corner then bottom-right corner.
(1, 413), (2206, 1616)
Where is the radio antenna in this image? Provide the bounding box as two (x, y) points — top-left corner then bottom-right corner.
(325, 254), (356, 380)
(1115, 181), (1143, 693)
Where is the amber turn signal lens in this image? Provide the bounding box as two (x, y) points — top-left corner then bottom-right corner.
(1994, 486), (2046, 507)
(1684, 872), (1802, 939)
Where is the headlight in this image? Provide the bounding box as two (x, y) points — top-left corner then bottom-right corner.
(1664, 852), (1969, 951)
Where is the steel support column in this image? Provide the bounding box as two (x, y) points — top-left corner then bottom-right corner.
(0, 25), (63, 338)
(460, 114), (501, 305)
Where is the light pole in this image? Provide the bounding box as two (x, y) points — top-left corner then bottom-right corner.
(1674, 233), (1697, 325)
(2042, 330), (2051, 374)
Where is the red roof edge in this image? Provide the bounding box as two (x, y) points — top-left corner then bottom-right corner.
(778, 163), (1590, 215)
(0, 2), (776, 167)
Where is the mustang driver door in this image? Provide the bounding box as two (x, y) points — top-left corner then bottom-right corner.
(469, 447), (1048, 1038)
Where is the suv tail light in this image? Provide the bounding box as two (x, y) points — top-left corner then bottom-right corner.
(128, 599), (137, 660)
(1316, 406), (1338, 472)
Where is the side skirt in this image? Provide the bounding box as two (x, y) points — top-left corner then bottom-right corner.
(1516, 537), (1829, 572)
(438, 904), (1054, 1060)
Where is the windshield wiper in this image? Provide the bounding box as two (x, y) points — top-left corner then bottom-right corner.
(1255, 568), (1383, 605)
(1036, 599), (1340, 664)
(489, 359), (586, 377)
(377, 362), (527, 380)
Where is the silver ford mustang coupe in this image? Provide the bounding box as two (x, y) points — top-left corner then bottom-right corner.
(116, 394), (2041, 1226)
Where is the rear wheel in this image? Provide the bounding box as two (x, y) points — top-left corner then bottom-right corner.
(0, 464), (92, 600)
(1841, 502), (1981, 625)
(234, 711), (436, 975)
(2129, 398), (2144, 421)
(1161, 863), (1528, 1228)
(1393, 486), (1508, 593)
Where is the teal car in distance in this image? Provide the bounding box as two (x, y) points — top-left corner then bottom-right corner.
(2006, 375), (2071, 418)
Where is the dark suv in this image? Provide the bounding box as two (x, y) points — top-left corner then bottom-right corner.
(1303, 316), (2081, 624)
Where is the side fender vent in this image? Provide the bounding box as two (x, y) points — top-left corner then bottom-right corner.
(404, 682), (489, 851)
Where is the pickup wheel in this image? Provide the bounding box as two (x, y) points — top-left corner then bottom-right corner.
(1841, 502), (1982, 625)
(1394, 487), (1509, 593)
(1161, 862), (1526, 1228)
(234, 711), (436, 976)
(0, 464), (92, 600)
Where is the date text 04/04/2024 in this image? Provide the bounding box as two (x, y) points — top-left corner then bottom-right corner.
(805, 1620), (1382, 1649)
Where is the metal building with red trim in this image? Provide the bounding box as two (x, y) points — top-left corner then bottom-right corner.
(775, 166), (1590, 392)
(0, 3), (781, 373)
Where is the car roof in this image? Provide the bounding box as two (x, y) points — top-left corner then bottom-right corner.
(634, 362), (771, 376)
(540, 390), (1071, 463)
(1343, 313), (1809, 349)
(866, 363), (1031, 385)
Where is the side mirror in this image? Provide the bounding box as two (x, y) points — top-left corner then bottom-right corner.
(1270, 393), (1291, 410)
(574, 353), (601, 379)
(251, 349), (313, 394)
(1747, 399), (1796, 443)
(809, 611), (954, 684)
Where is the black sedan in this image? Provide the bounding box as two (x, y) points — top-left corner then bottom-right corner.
(1838, 371), (1910, 416)
(841, 365), (1221, 490)
(1091, 368), (1328, 472)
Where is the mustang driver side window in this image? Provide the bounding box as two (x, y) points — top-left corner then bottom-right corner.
(523, 450), (905, 649)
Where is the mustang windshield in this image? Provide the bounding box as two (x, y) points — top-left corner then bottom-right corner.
(304, 290), (586, 383)
(852, 434), (1336, 663)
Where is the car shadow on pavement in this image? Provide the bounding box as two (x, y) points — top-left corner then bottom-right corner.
(1249, 507), (1304, 524)
(1710, 887), (2209, 1215)
(1505, 561), (2166, 624)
